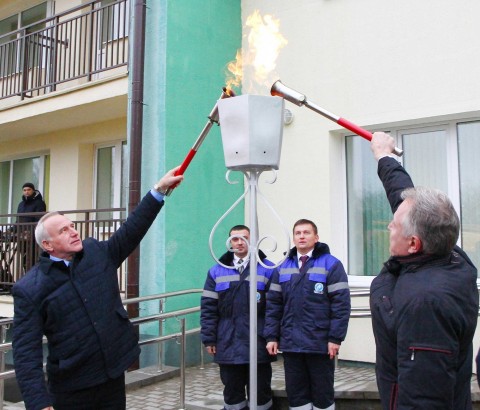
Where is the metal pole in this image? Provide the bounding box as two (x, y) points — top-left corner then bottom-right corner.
(0, 324), (8, 410)
(199, 339), (205, 370)
(157, 298), (164, 373)
(248, 170), (260, 410)
(126, 0), (147, 361)
(179, 318), (186, 410)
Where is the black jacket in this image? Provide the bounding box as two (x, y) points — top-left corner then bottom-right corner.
(370, 157), (478, 410)
(12, 192), (163, 410)
(17, 190), (46, 223)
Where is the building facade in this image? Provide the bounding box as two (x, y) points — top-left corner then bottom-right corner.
(1, 0), (479, 367)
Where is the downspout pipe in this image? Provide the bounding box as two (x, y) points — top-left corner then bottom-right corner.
(127, 0), (147, 326)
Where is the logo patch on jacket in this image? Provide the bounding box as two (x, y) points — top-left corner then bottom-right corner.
(256, 291), (261, 302)
(314, 283), (324, 294)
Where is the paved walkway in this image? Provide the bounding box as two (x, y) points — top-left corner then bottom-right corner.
(4, 360), (479, 409)
(124, 360), (378, 410)
(3, 360), (377, 409)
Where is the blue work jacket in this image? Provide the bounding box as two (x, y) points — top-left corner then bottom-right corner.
(201, 250), (275, 364)
(264, 243), (351, 354)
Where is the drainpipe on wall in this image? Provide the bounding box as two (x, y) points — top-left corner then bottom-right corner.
(126, 0), (147, 353)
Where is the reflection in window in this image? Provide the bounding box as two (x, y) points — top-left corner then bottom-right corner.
(95, 141), (127, 223)
(346, 136), (391, 276)
(402, 130), (448, 193)
(347, 122), (480, 277)
(458, 122), (480, 268)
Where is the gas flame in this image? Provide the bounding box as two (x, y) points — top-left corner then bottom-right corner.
(225, 10), (288, 94)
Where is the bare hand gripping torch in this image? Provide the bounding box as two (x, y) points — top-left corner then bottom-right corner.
(271, 80), (403, 157)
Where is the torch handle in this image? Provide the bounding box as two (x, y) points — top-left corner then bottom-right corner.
(177, 149), (198, 175)
(164, 149), (198, 196)
(337, 117), (403, 157)
(165, 90), (232, 196)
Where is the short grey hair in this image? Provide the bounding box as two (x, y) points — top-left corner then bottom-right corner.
(400, 187), (459, 256)
(35, 211), (61, 250)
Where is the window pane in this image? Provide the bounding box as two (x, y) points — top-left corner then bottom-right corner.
(0, 15), (18, 38)
(96, 147), (114, 210)
(0, 15), (19, 76)
(458, 121), (480, 269)
(101, 0), (129, 43)
(21, 3), (47, 33)
(402, 130), (448, 192)
(0, 162), (11, 218)
(12, 157), (40, 212)
(121, 141), (127, 213)
(346, 136), (391, 276)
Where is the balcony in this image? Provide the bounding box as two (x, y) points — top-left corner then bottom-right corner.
(0, 208), (127, 294)
(0, 0), (129, 105)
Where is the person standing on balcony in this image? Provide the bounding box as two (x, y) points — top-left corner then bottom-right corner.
(264, 219), (351, 410)
(16, 182), (47, 270)
(369, 132), (478, 410)
(17, 182), (47, 223)
(201, 225), (276, 410)
(11, 167), (184, 410)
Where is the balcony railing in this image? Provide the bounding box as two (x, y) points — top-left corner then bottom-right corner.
(0, 208), (126, 294)
(0, 0), (129, 102)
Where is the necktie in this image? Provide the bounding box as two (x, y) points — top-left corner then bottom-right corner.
(237, 259), (244, 273)
(299, 255), (309, 270)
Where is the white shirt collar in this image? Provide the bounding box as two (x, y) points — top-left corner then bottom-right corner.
(49, 255), (70, 266)
(297, 250), (313, 260)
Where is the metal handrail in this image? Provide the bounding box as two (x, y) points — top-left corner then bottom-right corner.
(0, 285), (479, 407)
(0, 0), (129, 101)
(0, 207), (126, 291)
(0, 288), (202, 408)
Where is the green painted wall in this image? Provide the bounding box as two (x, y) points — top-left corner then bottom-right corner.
(137, 0), (242, 364)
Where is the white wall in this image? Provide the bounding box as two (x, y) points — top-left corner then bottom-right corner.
(241, 0), (480, 363)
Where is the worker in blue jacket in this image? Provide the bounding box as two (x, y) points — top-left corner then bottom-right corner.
(201, 225), (275, 410)
(12, 167), (183, 410)
(370, 132), (478, 410)
(265, 219), (351, 410)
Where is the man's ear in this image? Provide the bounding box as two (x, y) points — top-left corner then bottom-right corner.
(408, 236), (422, 254)
(42, 240), (53, 253)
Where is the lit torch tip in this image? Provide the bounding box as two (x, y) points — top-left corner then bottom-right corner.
(222, 87), (237, 97)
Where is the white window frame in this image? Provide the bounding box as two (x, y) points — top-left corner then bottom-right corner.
(344, 119), (477, 288)
(93, 140), (125, 219)
(0, 153), (48, 221)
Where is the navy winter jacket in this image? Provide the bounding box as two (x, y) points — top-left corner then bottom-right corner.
(264, 243), (351, 353)
(370, 157), (479, 410)
(12, 192), (163, 410)
(201, 250), (275, 364)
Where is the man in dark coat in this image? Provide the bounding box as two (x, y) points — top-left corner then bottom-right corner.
(369, 132), (478, 410)
(201, 225), (275, 410)
(12, 167), (183, 410)
(16, 182), (47, 271)
(17, 182), (47, 223)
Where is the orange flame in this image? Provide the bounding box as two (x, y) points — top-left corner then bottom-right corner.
(225, 10), (288, 94)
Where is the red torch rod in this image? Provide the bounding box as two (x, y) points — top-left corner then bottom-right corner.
(271, 80), (403, 156)
(165, 88), (234, 196)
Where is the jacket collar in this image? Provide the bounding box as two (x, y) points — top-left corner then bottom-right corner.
(219, 249), (267, 266)
(383, 252), (451, 275)
(287, 242), (331, 260)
